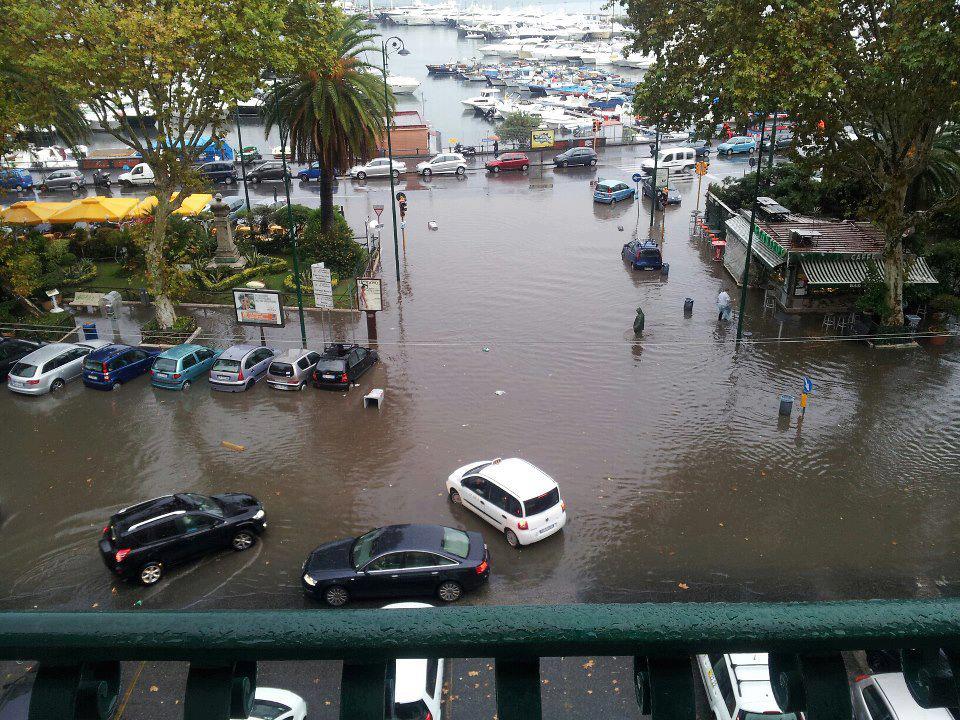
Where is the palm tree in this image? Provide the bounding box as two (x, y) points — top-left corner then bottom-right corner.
(263, 14), (394, 232)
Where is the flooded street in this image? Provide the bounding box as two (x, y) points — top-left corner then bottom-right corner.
(2, 145), (959, 614)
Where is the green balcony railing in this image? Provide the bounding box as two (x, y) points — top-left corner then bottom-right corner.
(3, 600), (960, 720)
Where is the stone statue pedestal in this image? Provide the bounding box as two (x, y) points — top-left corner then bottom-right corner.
(206, 193), (246, 270)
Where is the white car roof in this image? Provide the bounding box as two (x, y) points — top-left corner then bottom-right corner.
(383, 602), (434, 704)
(727, 653), (783, 714)
(233, 687), (306, 719)
(479, 458), (558, 500)
(873, 673), (954, 719)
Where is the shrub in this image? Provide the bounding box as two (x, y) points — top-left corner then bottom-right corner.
(140, 315), (198, 345)
(855, 262), (893, 322)
(301, 213), (364, 278)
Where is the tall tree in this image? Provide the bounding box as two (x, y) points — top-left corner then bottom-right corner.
(15, 0), (286, 328)
(496, 112), (541, 149)
(625, 0), (960, 324)
(262, 12), (392, 233)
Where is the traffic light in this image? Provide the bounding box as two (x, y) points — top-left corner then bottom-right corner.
(399, 200), (407, 218)
(593, 118), (602, 133)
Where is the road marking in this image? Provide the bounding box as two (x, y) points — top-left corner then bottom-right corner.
(114, 660), (146, 719)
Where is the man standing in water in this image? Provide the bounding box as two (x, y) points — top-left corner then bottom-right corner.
(717, 289), (732, 321)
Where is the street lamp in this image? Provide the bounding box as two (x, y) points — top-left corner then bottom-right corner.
(234, 104), (252, 214)
(380, 35), (409, 287)
(264, 70), (308, 348)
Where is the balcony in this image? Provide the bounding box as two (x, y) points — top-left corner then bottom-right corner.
(3, 600), (960, 719)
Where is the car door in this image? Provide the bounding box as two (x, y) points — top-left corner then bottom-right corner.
(122, 349), (151, 380)
(482, 483), (514, 533)
(61, 348), (89, 381)
(345, 349), (365, 382)
(180, 353), (199, 381)
(361, 552), (406, 597)
(459, 476), (501, 528)
(196, 348), (217, 374)
(175, 513), (226, 559)
(398, 552), (450, 594)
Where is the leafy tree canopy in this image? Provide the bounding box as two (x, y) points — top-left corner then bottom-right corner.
(496, 112), (541, 148)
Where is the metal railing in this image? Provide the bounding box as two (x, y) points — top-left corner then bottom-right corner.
(3, 601), (960, 720)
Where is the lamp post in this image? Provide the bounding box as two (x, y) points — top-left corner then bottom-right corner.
(235, 105), (251, 214)
(735, 112), (770, 344)
(647, 123), (661, 236)
(266, 72), (308, 348)
(380, 35), (409, 287)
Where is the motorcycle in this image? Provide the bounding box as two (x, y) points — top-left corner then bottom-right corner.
(92, 169), (112, 188)
(454, 143), (477, 157)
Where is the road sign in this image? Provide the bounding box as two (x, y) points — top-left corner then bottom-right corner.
(311, 262), (333, 309)
(632, 172), (643, 183)
(803, 376), (813, 393)
(395, 192), (406, 203)
(373, 204), (384, 221)
(695, 161), (709, 176)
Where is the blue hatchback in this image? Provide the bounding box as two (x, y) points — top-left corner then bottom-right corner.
(0, 169), (34, 191)
(717, 136), (756, 155)
(150, 344), (221, 390)
(297, 162), (322, 182)
(622, 239), (664, 270)
(594, 179), (636, 204)
(83, 344), (161, 390)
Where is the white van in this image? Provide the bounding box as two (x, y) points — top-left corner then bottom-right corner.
(118, 162), (155, 187)
(641, 146), (697, 175)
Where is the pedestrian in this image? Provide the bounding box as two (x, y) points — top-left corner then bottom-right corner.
(493, 139), (499, 157)
(717, 289), (732, 321)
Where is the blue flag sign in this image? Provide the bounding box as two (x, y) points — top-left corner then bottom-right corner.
(632, 172), (643, 183)
(803, 376), (813, 393)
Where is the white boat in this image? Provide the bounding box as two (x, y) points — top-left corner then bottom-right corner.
(2, 145), (89, 170)
(461, 87), (501, 113)
(388, 76), (421, 95)
(465, 32), (484, 39)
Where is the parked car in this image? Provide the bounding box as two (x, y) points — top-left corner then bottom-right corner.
(593, 179), (635, 204)
(203, 194), (247, 220)
(118, 162), (155, 186)
(301, 524), (490, 606)
(150, 343), (221, 390)
(383, 603), (445, 720)
(7, 340), (110, 396)
(760, 130), (794, 151)
(198, 161), (239, 185)
(416, 153), (467, 177)
(311, 343), (378, 390)
(82, 344), (161, 390)
(717, 136), (757, 155)
(696, 653), (800, 720)
(39, 169), (85, 192)
(98, 492), (266, 585)
(641, 146), (699, 174)
(0, 338), (44, 382)
(265, 348), (322, 391)
(0, 168), (34, 191)
(233, 688), (307, 720)
(553, 146), (597, 168)
(689, 140), (712, 159)
(446, 457), (567, 547)
(485, 152), (529, 173)
(852, 673), (953, 720)
(641, 177), (681, 205)
(348, 158), (406, 180)
(209, 344), (276, 392)
(296, 162), (322, 182)
(622, 239), (664, 271)
(247, 161), (290, 183)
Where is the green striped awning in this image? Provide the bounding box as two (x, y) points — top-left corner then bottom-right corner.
(801, 257), (939, 286)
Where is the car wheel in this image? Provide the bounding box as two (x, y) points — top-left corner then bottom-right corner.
(437, 581), (463, 603)
(230, 176), (237, 185)
(111, 382), (122, 391)
(749, 147), (755, 155)
(422, 168), (432, 176)
(493, 166), (500, 173)
(70, 182), (79, 191)
(356, 171), (367, 180)
(140, 562), (162, 585)
(181, 380), (191, 391)
(232, 530), (256, 551)
(245, 379), (254, 390)
(50, 378), (65, 392)
(456, 166), (466, 176)
(39, 184), (48, 192)
(557, 161), (565, 168)
(324, 585), (349, 607)
(521, 164), (529, 171)
(590, 158), (598, 166)
(449, 489), (462, 505)
(254, 176), (262, 184)
(505, 529), (520, 548)
(392, 169), (400, 178)
(299, 382), (306, 391)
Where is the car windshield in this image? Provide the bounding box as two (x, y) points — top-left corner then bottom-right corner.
(316, 359), (346, 372)
(9, 362), (36, 377)
(524, 487), (560, 516)
(352, 528), (385, 568)
(248, 700), (291, 720)
(211, 358), (241, 372)
(153, 358), (178, 373)
(441, 527), (470, 558)
(181, 493), (224, 517)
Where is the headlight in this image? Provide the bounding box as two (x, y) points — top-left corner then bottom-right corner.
(253, 509), (265, 520)
(303, 574), (317, 587)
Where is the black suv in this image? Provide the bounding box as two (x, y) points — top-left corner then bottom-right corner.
(311, 343), (379, 390)
(247, 161), (290, 183)
(99, 492), (266, 585)
(0, 338), (43, 382)
(198, 161), (238, 185)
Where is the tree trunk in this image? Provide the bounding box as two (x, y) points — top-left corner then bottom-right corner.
(319, 165), (335, 233)
(883, 244), (905, 326)
(145, 194), (177, 329)
(878, 176), (910, 327)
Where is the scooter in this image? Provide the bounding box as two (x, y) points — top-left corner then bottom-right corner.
(454, 143), (477, 157)
(92, 169), (112, 188)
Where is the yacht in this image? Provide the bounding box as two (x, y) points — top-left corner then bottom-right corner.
(461, 87), (501, 113)
(3, 144), (89, 170)
(388, 76), (421, 95)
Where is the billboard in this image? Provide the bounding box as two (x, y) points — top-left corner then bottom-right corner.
(357, 277), (383, 312)
(232, 289), (285, 327)
(530, 129), (555, 149)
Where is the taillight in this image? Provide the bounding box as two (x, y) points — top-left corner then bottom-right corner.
(854, 674), (870, 682)
(26, 379), (40, 385)
(102, 525), (110, 535)
(517, 520), (528, 530)
(340, 372), (348, 383)
(313, 371), (319, 381)
(425, 713), (433, 720)
(115, 548), (131, 563)
(561, 500), (566, 511)
(173, 373), (181, 379)
(237, 368), (244, 381)
(102, 362), (108, 374)
(475, 560), (488, 574)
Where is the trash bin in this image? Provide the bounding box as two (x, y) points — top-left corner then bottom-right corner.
(684, 297), (694, 313)
(139, 288), (150, 305)
(778, 394), (794, 416)
(82, 322), (98, 340)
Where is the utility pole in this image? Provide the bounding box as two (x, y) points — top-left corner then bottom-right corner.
(380, 37), (409, 287)
(735, 112), (770, 344)
(647, 123), (660, 237)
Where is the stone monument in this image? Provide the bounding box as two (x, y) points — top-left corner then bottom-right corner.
(208, 193), (246, 269)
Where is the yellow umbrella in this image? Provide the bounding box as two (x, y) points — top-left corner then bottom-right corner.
(173, 193), (214, 216)
(0, 200), (78, 225)
(132, 195), (159, 217)
(48, 196), (141, 223)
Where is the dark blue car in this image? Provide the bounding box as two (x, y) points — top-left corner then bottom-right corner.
(622, 239), (664, 270)
(82, 344), (161, 390)
(297, 162), (322, 182)
(0, 169), (34, 191)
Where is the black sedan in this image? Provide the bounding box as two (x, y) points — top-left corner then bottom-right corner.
(301, 524), (490, 606)
(247, 161), (290, 183)
(99, 492), (266, 585)
(0, 338), (43, 382)
(311, 343), (378, 390)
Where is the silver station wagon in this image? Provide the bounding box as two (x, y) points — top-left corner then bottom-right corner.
(8, 340), (110, 395)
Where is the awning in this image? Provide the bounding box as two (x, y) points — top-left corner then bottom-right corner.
(802, 257), (939, 286)
(48, 196), (141, 223)
(132, 193), (214, 217)
(0, 200), (77, 225)
(726, 216), (785, 269)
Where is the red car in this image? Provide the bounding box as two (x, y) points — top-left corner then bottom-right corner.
(485, 152), (530, 173)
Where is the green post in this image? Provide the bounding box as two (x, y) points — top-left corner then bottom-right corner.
(735, 113), (770, 344)
(382, 40), (401, 285)
(648, 123), (660, 235)
(235, 106), (251, 213)
(766, 110), (778, 184)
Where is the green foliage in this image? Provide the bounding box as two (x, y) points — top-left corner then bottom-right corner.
(140, 315), (199, 345)
(0, 229), (93, 299)
(925, 238), (960, 297)
(301, 212), (363, 278)
(930, 293), (960, 317)
(496, 112), (541, 149)
(856, 263), (894, 322)
(193, 258), (289, 292)
(0, 304), (74, 340)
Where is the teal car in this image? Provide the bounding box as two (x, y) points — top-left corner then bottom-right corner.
(150, 344), (221, 390)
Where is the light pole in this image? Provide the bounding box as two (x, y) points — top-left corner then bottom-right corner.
(266, 72), (308, 347)
(380, 35), (409, 287)
(235, 105), (251, 213)
(647, 123), (661, 236)
(735, 112), (771, 344)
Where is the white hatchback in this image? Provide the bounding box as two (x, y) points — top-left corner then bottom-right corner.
(416, 153), (467, 176)
(445, 458), (566, 547)
(384, 602), (445, 720)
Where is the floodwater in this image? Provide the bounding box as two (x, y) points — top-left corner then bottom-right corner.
(2, 144), (959, 614)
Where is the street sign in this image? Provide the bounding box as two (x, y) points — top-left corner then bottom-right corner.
(803, 376), (813, 393)
(395, 192), (407, 203)
(373, 204), (384, 221)
(695, 161), (709, 176)
(311, 262), (333, 309)
(632, 172), (643, 183)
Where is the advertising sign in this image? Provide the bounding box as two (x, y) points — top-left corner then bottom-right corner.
(311, 262), (334, 309)
(531, 129), (555, 149)
(357, 277), (383, 312)
(232, 289), (285, 327)
(655, 167), (670, 188)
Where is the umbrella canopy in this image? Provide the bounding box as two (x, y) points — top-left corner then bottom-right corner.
(132, 193), (214, 217)
(48, 196), (141, 224)
(0, 201), (78, 225)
